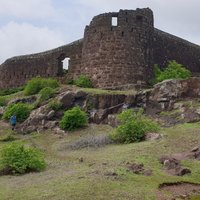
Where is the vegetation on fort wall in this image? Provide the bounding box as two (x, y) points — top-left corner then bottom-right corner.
(0, 142), (46, 175)
(67, 75), (93, 88)
(110, 109), (160, 143)
(153, 60), (192, 84)
(24, 77), (59, 96)
(3, 103), (31, 122)
(60, 106), (88, 131)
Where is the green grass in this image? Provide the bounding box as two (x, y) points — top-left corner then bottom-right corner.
(61, 84), (137, 95)
(0, 122), (199, 199)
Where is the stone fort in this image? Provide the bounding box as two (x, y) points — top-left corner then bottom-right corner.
(0, 8), (200, 89)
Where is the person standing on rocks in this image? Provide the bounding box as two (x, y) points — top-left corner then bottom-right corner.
(10, 115), (17, 130)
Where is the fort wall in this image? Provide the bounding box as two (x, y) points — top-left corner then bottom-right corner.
(153, 29), (200, 73)
(0, 40), (83, 89)
(0, 8), (200, 89)
(78, 8), (154, 88)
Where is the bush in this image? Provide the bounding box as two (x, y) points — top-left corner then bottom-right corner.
(110, 109), (160, 143)
(153, 60), (192, 84)
(0, 133), (16, 142)
(0, 96), (7, 106)
(3, 103), (31, 122)
(60, 106), (88, 131)
(74, 75), (93, 88)
(38, 87), (54, 103)
(0, 143), (46, 174)
(48, 100), (62, 111)
(24, 77), (59, 96)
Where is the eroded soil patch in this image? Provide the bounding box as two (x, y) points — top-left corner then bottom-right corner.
(157, 182), (200, 200)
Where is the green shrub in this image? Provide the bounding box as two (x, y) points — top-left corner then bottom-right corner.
(153, 60), (192, 84)
(110, 109), (160, 143)
(48, 100), (62, 111)
(0, 142), (46, 174)
(0, 96), (7, 106)
(0, 87), (24, 96)
(24, 77), (59, 96)
(60, 106), (88, 131)
(38, 87), (54, 103)
(3, 103), (31, 122)
(74, 75), (93, 88)
(0, 133), (16, 142)
(66, 79), (74, 85)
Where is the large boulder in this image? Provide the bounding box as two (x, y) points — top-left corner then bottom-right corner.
(56, 91), (75, 109)
(149, 78), (200, 110)
(18, 105), (51, 133)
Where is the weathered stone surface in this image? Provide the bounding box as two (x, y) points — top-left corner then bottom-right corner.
(150, 78), (200, 105)
(18, 105), (51, 133)
(47, 110), (55, 120)
(57, 91), (75, 109)
(8, 96), (37, 105)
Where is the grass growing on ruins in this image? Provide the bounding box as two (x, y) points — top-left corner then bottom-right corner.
(0, 121), (200, 200)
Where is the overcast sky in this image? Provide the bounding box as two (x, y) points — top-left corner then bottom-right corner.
(0, 0), (200, 64)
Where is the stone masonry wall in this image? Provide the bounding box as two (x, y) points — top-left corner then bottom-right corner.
(77, 8), (154, 88)
(0, 40), (83, 89)
(0, 8), (200, 90)
(153, 29), (200, 73)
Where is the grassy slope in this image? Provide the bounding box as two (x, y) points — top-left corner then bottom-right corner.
(0, 122), (200, 200)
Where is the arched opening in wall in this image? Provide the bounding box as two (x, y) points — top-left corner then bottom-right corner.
(57, 54), (70, 76)
(62, 57), (70, 74)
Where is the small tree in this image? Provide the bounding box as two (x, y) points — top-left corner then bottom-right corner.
(153, 60), (192, 84)
(74, 75), (93, 88)
(60, 106), (88, 131)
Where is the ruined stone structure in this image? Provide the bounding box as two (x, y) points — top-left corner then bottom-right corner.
(0, 8), (200, 89)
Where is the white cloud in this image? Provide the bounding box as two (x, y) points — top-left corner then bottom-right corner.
(78, 0), (200, 44)
(0, 22), (65, 63)
(0, 0), (56, 19)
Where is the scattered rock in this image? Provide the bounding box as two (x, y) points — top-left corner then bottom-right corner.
(145, 132), (161, 141)
(127, 163), (152, 176)
(44, 121), (58, 129)
(107, 114), (119, 127)
(53, 127), (66, 135)
(47, 110), (55, 120)
(160, 152), (193, 176)
(104, 172), (118, 177)
(0, 107), (5, 116)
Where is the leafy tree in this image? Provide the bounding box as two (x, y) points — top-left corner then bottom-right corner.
(153, 60), (191, 84)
